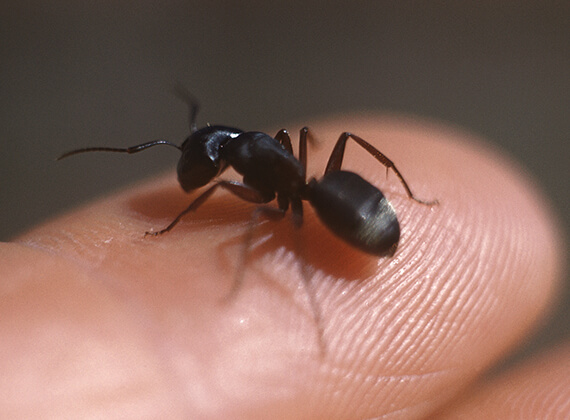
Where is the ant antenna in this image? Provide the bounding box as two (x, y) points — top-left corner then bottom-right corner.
(172, 83), (200, 133)
(57, 140), (181, 160)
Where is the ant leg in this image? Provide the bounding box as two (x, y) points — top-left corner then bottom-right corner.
(298, 128), (308, 175)
(172, 83), (200, 133)
(57, 140), (181, 160)
(276, 131), (325, 353)
(290, 195), (303, 228)
(274, 129), (294, 154)
(298, 127), (319, 179)
(145, 180), (271, 236)
(276, 127), (316, 179)
(325, 132), (438, 205)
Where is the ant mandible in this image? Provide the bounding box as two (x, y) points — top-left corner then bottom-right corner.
(59, 87), (438, 257)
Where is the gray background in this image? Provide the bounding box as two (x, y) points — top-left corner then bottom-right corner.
(2, 2), (568, 365)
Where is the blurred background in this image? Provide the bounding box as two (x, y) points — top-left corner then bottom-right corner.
(1, 2), (568, 365)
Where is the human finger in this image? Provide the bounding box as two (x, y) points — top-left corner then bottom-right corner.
(5, 114), (564, 418)
(434, 342), (570, 419)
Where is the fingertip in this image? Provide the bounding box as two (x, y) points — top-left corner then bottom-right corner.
(11, 113), (565, 418)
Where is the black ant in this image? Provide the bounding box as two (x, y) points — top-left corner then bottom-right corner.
(59, 88), (437, 256)
(59, 88), (437, 354)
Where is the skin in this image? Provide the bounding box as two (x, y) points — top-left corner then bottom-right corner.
(0, 115), (565, 419)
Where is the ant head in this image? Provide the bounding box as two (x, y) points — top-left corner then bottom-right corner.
(176, 125), (243, 192)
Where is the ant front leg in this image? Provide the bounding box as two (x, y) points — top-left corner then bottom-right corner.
(145, 180), (273, 236)
(274, 129), (294, 154)
(325, 132), (438, 205)
(275, 128), (314, 176)
(298, 127), (309, 175)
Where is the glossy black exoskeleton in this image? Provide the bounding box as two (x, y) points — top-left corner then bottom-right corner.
(58, 88), (437, 256)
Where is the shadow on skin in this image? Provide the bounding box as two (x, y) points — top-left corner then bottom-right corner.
(127, 183), (381, 282)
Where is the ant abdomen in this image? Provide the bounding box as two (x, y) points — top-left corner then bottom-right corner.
(307, 170), (399, 256)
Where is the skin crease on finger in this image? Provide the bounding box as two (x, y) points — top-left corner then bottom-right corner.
(1, 115), (563, 419)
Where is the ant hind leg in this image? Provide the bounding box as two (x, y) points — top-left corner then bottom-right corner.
(325, 132), (438, 205)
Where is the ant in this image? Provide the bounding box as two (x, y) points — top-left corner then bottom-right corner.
(59, 88), (437, 354)
(59, 87), (437, 256)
